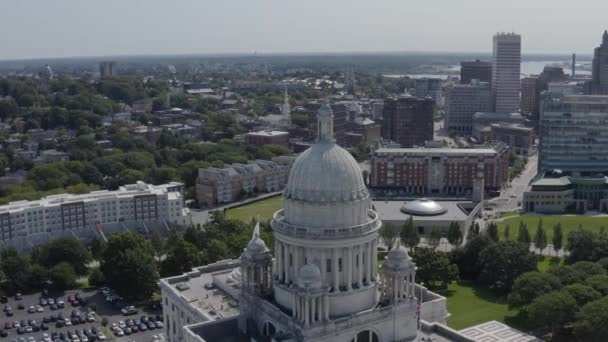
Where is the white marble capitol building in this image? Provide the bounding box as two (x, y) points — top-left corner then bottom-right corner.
(160, 103), (523, 342)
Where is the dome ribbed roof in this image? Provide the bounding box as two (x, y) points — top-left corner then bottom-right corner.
(285, 142), (368, 203)
(400, 198), (447, 216)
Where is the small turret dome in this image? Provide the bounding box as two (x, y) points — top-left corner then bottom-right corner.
(243, 222), (270, 260)
(384, 245), (412, 273)
(297, 264), (322, 289)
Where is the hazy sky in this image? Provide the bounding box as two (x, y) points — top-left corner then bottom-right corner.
(1, 0), (607, 60)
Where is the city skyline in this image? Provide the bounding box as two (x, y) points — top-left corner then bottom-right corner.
(1, 0), (607, 60)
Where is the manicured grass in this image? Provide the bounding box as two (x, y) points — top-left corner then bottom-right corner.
(537, 256), (563, 272)
(499, 211), (520, 218)
(226, 196), (284, 222)
(441, 281), (518, 330)
(496, 214), (608, 243)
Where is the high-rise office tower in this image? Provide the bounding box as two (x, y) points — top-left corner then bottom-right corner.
(539, 92), (608, 173)
(414, 78), (443, 105)
(590, 30), (608, 95)
(445, 80), (492, 135)
(492, 33), (521, 113)
(382, 94), (434, 147)
(460, 60), (492, 84)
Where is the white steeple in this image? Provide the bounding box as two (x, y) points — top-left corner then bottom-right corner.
(282, 87), (291, 124)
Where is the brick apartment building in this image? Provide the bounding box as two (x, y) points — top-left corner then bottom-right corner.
(196, 156), (296, 206)
(370, 142), (510, 196)
(245, 130), (290, 148)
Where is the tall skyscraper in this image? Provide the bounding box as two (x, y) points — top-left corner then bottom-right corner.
(445, 80), (492, 135)
(460, 60), (492, 84)
(492, 33), (521, 113)
(414, 78), (443, 106)
(382, 94), (434, 147)
(539, 92), (608, 173)
(590, 30), (608, 95)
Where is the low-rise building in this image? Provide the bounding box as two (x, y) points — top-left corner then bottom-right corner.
(522, 175), (608, 214)
(490, 123), (534, 156)
(0, 182), (187, 250)
(245, 130), (289, 148)
(472, 112), (526, 143)
(370, 142), (510, 197)
(196, 157), (296, 207)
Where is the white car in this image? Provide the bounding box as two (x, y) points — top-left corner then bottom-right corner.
(118, 320), (126, 329)
(64, 318), (72, 326)
(71, 334), (80, 342)
(97, 332), (107, 341)
(115, 328), (124, 337)
(25, 326), (33, 333)
(36, 305), (44, 312)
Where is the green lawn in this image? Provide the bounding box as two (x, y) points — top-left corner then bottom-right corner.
(442, 281), (518, 330)
(496, 214), (608, 242)
(537, 256), (563, 272)
(226, 196), (284, 222)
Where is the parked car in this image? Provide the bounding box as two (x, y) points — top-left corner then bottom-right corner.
(0, 329), (7, 337)
(15, 293), (22, 300)
(121, 306), (138, 315)
(154, 321), (163, 329)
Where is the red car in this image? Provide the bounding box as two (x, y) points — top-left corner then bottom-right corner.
(4, 322), (11, 329)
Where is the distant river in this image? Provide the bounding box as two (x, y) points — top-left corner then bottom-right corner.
(384, 60), (591, 79)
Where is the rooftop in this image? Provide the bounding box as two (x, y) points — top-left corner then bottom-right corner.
(375, 147), (498, 156)
(458, 321), (539, 342)
(246, 130), (289, 137)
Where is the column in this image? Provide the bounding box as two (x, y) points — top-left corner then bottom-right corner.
(371, 239), (378, 281)
(365, 242), (372, 283)
(346, 247), (353, 290)
(292, 294), (296, 317)
(324, 295), (329, 320)
(285, 245), (291, 284)
(357, 245), (363, 287)
(294, 246), (300, 278)
(274, 241), (279, 278)
(333, 249), (339, 290)
(304, 298), (310, 327)
(320, 249), (326, 286)
(311, 297), (316, 323)
(316, 297), (322, 322)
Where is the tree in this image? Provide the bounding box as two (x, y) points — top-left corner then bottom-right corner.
(161, 234), (202, 277)
(503, 224), (510, 241)
(553, 223), (563, 256)
(100, 232), (158, 300)
(150, 232), (167, 262)
(400, 217), (420, 250)
(0, 247), (32, 291)
(467, 222), (480, 241)
(566, 229), (595, 263)
(534, 221), (547, 255)
(447, 222), (463, 247)
(547, 265), (585, 286)
(585, 274), (608, 296)
(517, 221), (531, 245)
(88, 268), (106, 288)
(50, 262), (77, 290)
(562, 284), (602, 307)
(379, 223), (399, 251)
(451, 235), (494, 280)
(571, 261), (606, 280)
(573, 297), (608, 341)
(89, 237), (106, 260)
(597, 257), (608, 272)
(507, 271), (562, 308)
(29, 264), (49, 290)
(428, 229), (442, 251)
(412, 248), (459, 290)
(34, 238), (92, 275)
(477, 241), (537, 293)
(486, 222), (499, 242)
(528, 291), (577, 336)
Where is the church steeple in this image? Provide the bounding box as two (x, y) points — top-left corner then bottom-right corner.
(317, 100), (335, 143)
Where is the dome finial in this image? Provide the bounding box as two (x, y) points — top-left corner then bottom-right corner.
(317, 99), (335, 143)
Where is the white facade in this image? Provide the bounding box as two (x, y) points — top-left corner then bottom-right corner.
(0, 182), (187, 246)
(492, 33), (521, 113)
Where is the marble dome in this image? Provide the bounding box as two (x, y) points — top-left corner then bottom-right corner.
(400, 198), (447, 216)
(384, 245), (412, 272)
(297, 264), (322, 289)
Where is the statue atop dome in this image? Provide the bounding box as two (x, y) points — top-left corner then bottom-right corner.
(317, 100), (335, 143)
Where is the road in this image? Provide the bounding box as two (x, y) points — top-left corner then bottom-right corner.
(487, 153), (538, 214)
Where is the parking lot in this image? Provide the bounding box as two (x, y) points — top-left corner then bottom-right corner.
(2, 289), (165, 342)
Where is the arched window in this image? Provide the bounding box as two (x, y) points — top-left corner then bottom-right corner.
(351, 330), (379, 342)
(263, 322), (276, 337)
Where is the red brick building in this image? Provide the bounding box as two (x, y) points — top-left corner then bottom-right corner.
(245, 130), (289, 148)
(370, 142), (510, 196)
